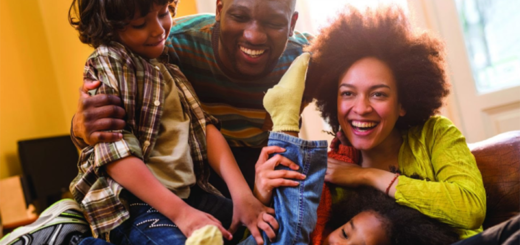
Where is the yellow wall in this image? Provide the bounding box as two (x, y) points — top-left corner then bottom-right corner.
(0, 0), (198, 179)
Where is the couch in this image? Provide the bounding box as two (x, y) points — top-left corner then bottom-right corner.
(468, 130), (520, 229)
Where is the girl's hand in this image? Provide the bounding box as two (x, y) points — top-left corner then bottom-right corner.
(173, 205), (233, 241)
(230, 194), (278, 245)
(253, 146), (306, 205)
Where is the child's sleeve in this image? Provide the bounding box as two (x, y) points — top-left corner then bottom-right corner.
(84, 53), (144, 172)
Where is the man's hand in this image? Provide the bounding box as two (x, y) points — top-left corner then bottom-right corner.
(229, 194), (278, 244)
(73, 80), (126, 145)
(253, 146), (305, 205)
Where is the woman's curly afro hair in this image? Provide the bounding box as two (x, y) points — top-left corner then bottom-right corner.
(305, 5), (449, 132)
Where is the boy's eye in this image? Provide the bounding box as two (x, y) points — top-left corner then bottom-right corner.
(159, 9), (170, 18)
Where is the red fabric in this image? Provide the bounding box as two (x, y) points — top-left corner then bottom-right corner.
(310, 144), (359, 245)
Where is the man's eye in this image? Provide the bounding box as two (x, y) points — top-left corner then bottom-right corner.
(268, 22), (285, 28)
(231, 14), (247, 22)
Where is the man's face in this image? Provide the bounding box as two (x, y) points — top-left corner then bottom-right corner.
(216, 0), (298, 79)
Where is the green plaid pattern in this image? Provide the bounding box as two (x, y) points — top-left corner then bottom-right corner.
(70, 42), (218, 237)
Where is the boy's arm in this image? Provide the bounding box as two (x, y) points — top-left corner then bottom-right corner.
(205, 124), (276, 244)
(105, 156), (232, 239)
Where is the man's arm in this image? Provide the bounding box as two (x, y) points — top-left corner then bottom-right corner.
(71, 80), (126, 148)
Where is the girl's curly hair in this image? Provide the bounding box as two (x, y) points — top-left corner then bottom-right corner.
(305, 5), (449, 132)
(69, 0), (177, 48)
(327, 187), (460, 245)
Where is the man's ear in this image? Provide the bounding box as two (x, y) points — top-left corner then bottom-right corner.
(289, 11), (298, 37)
(216, 0), (224, 22)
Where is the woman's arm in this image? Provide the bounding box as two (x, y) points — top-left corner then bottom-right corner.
(105, 156), (232, 239)
(394, 118), (486, 231)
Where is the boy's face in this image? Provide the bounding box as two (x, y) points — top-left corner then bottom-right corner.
(117, 3), (173, 59)
(215, 0), (298, 79)
(323, 211), (390, 245)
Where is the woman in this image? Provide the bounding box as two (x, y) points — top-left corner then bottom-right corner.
(306, 4), (486, 240)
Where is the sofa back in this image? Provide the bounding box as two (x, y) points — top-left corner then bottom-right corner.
(469, 130), (520, 229)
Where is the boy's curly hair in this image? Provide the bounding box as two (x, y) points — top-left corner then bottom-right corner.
(327, 187), (460, 245)
(305, 5), (449, 132)
(69, 0), (178, 48)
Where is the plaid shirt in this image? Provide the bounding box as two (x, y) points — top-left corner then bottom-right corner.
(70, 42), (219, 238)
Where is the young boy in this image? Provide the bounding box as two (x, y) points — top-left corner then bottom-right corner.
(61, 0), (266, 244)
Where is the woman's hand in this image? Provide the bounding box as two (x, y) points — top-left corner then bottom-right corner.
(253, 146), (306, 205)
(325, 158), (399, 196)
(230, 194), (277, 244)
(325, 157), (368, 187)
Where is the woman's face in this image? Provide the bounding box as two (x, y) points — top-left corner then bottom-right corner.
(323, 211), (390, 245)
(337, 57), (405, 152)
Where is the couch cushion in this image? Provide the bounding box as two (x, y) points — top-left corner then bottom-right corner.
(468, 131), (520, 229)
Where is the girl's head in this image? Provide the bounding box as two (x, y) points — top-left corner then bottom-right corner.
(69, 0), (178, 59)
(323, 187), (459, 245)
(306, 5), (449, 149)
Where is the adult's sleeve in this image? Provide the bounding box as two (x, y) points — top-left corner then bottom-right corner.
(395, 117), (486, 233)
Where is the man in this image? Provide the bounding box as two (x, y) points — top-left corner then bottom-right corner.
(72, 0), (313, 197)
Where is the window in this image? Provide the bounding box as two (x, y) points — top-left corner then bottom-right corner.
(455, 0), (520, 93)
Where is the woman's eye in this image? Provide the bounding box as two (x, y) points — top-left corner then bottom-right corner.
(373, 92), (387, 98)
(341, 91), (353, 97)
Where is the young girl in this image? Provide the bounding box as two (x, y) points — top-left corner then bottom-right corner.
(67, 0), (268, 244)
(324, 187), (460, 245)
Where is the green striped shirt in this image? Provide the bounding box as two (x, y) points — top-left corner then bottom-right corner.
(166, 14), (314, 148)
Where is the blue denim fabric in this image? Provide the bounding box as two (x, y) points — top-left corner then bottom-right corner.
(79, 237), (114, 245)
(78, 186), (233, 245)
(240, 132), (328, 245)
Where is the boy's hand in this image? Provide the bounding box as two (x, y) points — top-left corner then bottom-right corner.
(73, 80), (126, 145)
(230, 195), (278, 244)
(174, 204), (233, 241)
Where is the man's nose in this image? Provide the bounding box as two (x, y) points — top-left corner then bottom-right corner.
(243, 22), (267, 45)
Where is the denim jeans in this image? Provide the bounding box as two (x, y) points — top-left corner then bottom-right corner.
(451, 214), (520, 245)
(240, 132), (328, 245)
(79, 186), (233, 245)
